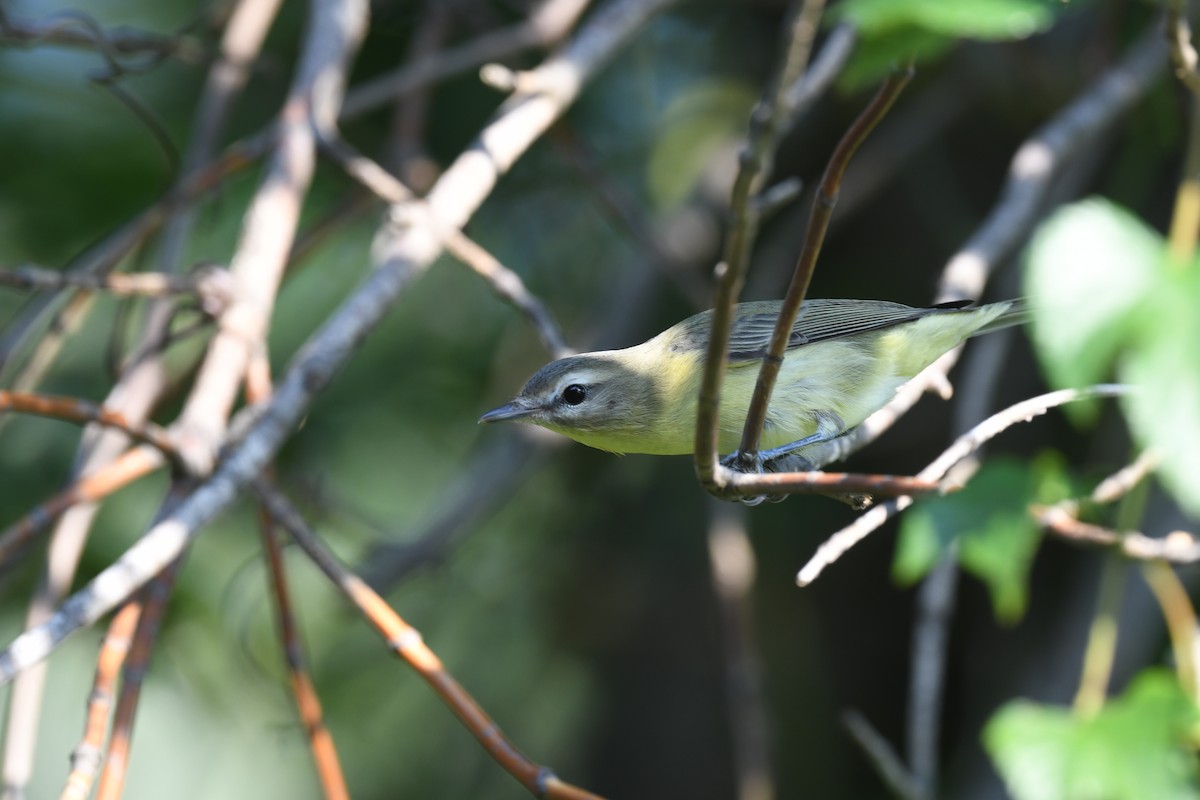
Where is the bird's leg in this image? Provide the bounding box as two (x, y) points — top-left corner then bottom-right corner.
(758, 411), (847, 462)
(719, 412), (846, 506)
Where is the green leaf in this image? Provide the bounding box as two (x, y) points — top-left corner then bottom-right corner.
(985, 670), (1200, 800)
(1024, 198), (1162, 417)
(835, 28), (954, 92)
(894, 457), (1069, 622)
(1119, 268), (1200, 519)
(837, 0), (1057, 39)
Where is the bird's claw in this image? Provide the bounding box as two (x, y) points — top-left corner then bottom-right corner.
(720, 449), (790, 505)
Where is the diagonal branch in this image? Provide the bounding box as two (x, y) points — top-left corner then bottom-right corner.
(796, 384), (1132, 586)
(0, 0), (680, 687)
(251, 479), (602, 800)
(695, 0), (829, 487)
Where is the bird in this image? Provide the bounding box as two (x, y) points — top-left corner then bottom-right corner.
(480, 298), (1025, 465)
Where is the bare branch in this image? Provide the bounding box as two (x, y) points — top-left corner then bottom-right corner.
(841, 710), (920, 800)
(0, 9), (206, 64)
(258, 507), (349, 799)
(0, 391), (179, 465)
(0, 264), (234, 314)
(0, 448), (163, 573)
(737, 66), (912, 456)
(319, 134), (571, 358)
(340, 0), (592, 119)
(796, 385), (1131, 586)
(59, 604), (141, 800)
(251, 480), (602, 800)
(93, 560), (183, 800)
(0, 0), (679, 687)
(800, 29), (1167, 470)
(1034, 505), (1200, 563)
(695, 0), (829, 487)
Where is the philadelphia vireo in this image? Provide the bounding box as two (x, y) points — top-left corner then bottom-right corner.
(480, 298), (1025, 460)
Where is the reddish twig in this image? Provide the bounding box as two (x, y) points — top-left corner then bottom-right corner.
(737, 67), (912, 455)
(0, 390), (179, 459)
(251, 479), (603, 800)
(259, 508), (349, 799)
(59, 602), (142, 800)
(247, 347), (348, 799)
(94, 559), (183, 800)
(0, 447), (164, 572)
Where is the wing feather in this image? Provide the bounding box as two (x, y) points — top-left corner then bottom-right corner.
(722, 299), (972, 361)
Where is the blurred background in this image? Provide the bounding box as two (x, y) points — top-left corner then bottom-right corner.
(0, 0), (1193, 798)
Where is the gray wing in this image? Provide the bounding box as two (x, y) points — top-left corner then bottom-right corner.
(724, 298), (972, 361)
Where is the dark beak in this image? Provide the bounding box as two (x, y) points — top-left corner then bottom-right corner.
(478, 399), (537, 424)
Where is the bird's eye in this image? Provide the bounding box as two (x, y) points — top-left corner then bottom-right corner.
(561, 384), (587, 405)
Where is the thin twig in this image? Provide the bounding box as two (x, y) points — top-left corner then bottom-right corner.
(781, 22), (857, 133)
(796, 384), (1131, 586)
(841, 710), (920, 800)
(94, 559), (183, 800)
(0, 0), (679, 689)
(251, 480), (602, 800)
(0, 391), (179, 466)
(0, 448), (164, 573)
(0, 9), (206, 63)
(1168, 98), (1200, 264)
(737, 66), (912, 456)
(695, 0), (827, 486)
(319, 134), (571, 358)
(59, 603), (142, 800)
(259, 508), (350, 799)
(800, 29), (1167, 471)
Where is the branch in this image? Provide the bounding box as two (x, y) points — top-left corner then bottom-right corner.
(258, 505), (349, 799)
(0, 448), (163, 573)
(251, 480), (602, 800)
(318, 133), (571, 358)
(695, 0), (829, 486)
(93, 560), (183, 800)
(0, 264), (234, 314)
(1033, 506), (1200, 563)
(841, 710), (920, 800)
(799, 28), (1167, 470)
(0, 391), (180, 465)
(0, 9), (206, 63)
(796, 385), (1131, 586)
(339, 0), (592, 119)
(59, 604), (141, 800)
(0, 0), (678, 687)
(737, 66), (912, 456)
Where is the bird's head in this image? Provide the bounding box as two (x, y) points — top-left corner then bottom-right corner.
(479, 352), (663, 448)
